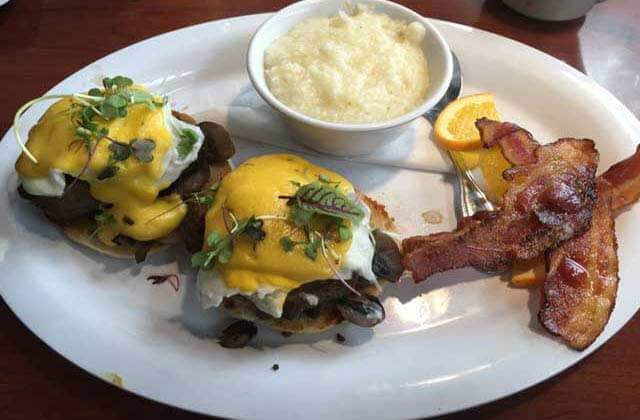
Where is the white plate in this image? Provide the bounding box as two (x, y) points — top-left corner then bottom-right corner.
(1, 14), (639, 420)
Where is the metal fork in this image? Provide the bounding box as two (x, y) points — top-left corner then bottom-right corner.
(424, 51), (496, 218)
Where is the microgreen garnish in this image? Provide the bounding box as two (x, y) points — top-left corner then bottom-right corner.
(195, 194), (214, 208)
(338, 223), (353, 241)
(90, 209), (117, 238)
(291, 205), (313, 227)
(13, 75), (167, 165)
(97, 165), (119, 180)
(191, 212), (266, 270)
(108, 141), (131, 162)
(95, 210), (116, 227)
(105, 137), (156, 165)
(279, 236), (297, 252)
(280, 181), (364, 224)
(87, 88), (103, 97)
(130, 138), (156, 163)
(305, 235), (321, 260)
(93, 137), (157, 182)
(278, 234), (323, 258)
(276, 175), (364, 259)
(192, 181), (220, 209)
(144, 182), (221, 225)
(278, 233), (322, 259)
(100, 94), (128, 119)
(177, 129), (198, 159)
(103, 76), (133, 90)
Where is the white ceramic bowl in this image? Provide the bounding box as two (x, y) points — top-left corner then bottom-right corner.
(247, 0), (453, 156)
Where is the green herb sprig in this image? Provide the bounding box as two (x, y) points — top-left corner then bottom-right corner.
(90, 208), (117, 238)
(278, 231), (323, 260)
(191, 211), (266, 270)
(144, 181), (221, 225)
(13, 75), (167, 165)
(281, 181), (364, 225)
(97, 137), (157, 180)
(274, 176), (366, 296)
(277, 175), (364, 262)
(177, 129), (199, 159)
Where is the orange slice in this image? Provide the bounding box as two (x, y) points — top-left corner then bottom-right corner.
(434, 93), (500, 151)
(479, 146), (512, 204)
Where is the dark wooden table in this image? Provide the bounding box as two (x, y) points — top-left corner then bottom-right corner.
(1, 1), (639, 419)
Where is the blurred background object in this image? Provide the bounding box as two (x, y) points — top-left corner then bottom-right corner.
(503, 0), (605, 21)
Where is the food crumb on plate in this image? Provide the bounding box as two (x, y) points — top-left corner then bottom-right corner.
(421, 210), (443, 224)
(102, 372), (124, 388)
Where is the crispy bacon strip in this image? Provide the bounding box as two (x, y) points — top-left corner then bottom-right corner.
(540, 181), (618, 350)
(601, 144), (640, 214)
(402, 210), (502, 275)
(540, 146), (640, 349)
(476, 117), (538, 165)
(402, 121), (599, 282)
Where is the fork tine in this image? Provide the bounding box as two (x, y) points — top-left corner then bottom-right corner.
(448, 151), (496, 218)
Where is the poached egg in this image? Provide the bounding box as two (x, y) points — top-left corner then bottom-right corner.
(15, 87), (204, 244)
(196, 154), (378, 318)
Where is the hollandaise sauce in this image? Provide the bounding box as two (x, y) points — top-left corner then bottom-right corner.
(205, 154), (367, 292)
(15, 85), (205, 244)
(196, 154), (377, 318)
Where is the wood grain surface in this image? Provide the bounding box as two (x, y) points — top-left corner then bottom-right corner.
(1, 1), (639, 419)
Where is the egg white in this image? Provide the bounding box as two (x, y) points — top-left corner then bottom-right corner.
(19, 104), (204, 197)
(196, 197), (379, 318)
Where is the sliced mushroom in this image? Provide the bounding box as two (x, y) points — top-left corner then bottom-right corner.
(281, 277), (376, 320)
(17, 178), (101, 227)
(198, 121), (236, 163)
(179, 200), (208, 253)
(133, 240), (155, 263)
(372, 230), (403, 282)
(337, 294), (385, 327)
(219, 320), (257, 349)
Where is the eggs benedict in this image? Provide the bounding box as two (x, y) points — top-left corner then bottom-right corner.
(14, 76), (235, 260)
(193, 154), (402, 333)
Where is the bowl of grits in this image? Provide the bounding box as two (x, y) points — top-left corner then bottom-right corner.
(247, 0), (452, 156)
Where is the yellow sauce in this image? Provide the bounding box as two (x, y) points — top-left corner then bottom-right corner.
(204, 154), (354, 292)
(15, 94), (186, 243)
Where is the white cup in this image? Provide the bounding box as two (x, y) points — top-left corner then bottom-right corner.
(502, 0), (605, 21)
(247, 0), (452, 156)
